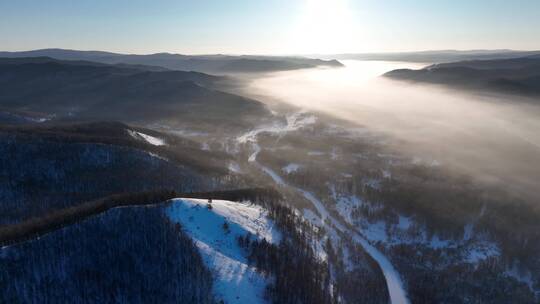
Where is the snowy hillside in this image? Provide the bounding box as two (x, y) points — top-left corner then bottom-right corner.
(166, 198), (281, 304)
(128, 130), (166, 146)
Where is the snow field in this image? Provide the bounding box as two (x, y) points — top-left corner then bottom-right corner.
(166, 198), (281, 304)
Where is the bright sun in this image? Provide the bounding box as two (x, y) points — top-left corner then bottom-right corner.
(289, 0), (359, 54)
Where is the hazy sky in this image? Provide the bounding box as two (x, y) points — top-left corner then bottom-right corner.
(1, 0), (539, 55)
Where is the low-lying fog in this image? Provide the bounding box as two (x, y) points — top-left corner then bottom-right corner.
(243, 60), (540, 201)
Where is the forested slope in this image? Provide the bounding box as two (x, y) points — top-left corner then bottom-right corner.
(0, 121), (240, 224)
(0, 204), (215, 304)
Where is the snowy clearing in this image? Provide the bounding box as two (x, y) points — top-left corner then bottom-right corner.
(166, 198), (281, 304)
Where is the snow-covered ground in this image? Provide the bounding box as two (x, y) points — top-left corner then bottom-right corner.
(294, 185), (410, 304)
(505, 263), (535, 292)
(238, 111), (411, 304)
(166, 198), (281, 304)
(241, 142), (410, 303)
(237, 111), (317, 148)
(260, 165), (286, 186)
(128, 130), (166, 146)
(282, 163), (300, 174)
(332, 190), (501, 266)
(228, 162), (242, 174)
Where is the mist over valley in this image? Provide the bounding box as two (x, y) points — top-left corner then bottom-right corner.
(2, 1), (540, 302)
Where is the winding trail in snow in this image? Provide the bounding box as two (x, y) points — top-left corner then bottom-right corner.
(237, 112), (410, 304)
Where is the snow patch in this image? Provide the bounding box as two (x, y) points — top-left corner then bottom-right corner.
(0, 111), (51, 123)
(363, 221), (388, 242)
(228, 162), (242, 174)
(334, 194), (362, 224)
(464, 241), (499, 263)
(463, 223), (474, 241)
(166, 198), (281, 304)
(194, 240), (269, 303)
(330, 148), (340, 160)
(429, 235), (451, 249)
(168, 129), (209, 137)
(505, 263), (535, 292)
(303, 209), (324, 228)
(397, 216), (412, 230)
(128, 130), (166, 146)
(237, 111), (316, 145)
(282, 163), (300, 174)
(364, 178), (382, 190)
(341, 246), (355, 272)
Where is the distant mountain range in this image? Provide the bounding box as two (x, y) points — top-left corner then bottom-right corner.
(384, 55), (540, 97)
(0, 49), (343, 73)
(0, 57), (268, 128)
(328, 50), (540, 64)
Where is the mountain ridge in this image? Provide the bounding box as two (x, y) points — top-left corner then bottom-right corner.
(0, 48), (344, 73)
(384, 56), (540, 97)
(328, 49), (540, 63)
(0, 57), (269, 128)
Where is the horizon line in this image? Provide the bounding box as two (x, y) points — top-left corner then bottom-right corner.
(2, 47), (540, 57)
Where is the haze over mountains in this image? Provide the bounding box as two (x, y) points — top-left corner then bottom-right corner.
(2, 0), (540, 301)
(0, 56), (268, 129)
(384, 54), (540, 97)
(1, 47), (540, 303)
(329, 49), (540, 64)
(0, 49), (343, 74)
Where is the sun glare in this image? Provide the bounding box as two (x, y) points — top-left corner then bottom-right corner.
(289, 0), (359, 54)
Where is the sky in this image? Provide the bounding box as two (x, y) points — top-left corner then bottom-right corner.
(1, 0), (539, 55)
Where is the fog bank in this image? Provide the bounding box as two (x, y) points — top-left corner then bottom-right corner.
(243, 60), (540, 200)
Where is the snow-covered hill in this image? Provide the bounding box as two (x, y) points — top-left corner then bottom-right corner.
(128, 130), (167, 146)
(166, 198), (281, 304)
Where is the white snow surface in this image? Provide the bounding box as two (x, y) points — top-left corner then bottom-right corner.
(128, 130), (166, 146)
(237, 111), (317, 163)
(332, 191), (501, 267)
(397, 216), (412, 230)
(237, 111), (317, 146)
(228, 162), (243, 174)
(166, 198), (281, 304)
(334, 193), (363, 224)
(282, 163), (301, 174)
